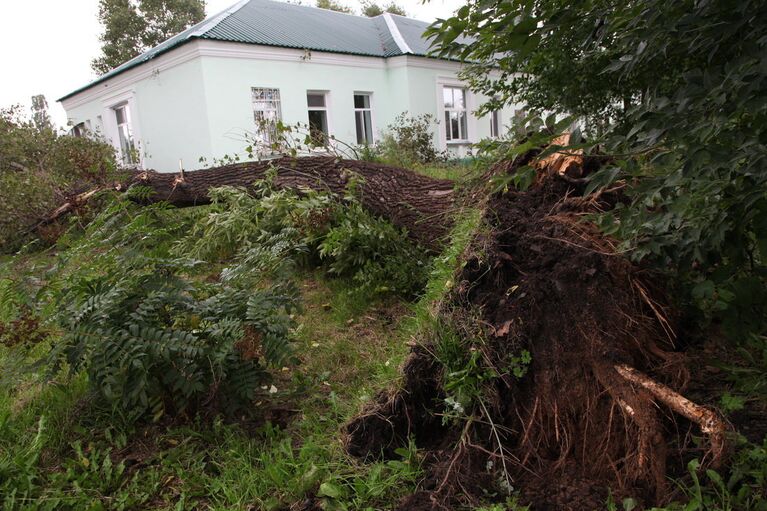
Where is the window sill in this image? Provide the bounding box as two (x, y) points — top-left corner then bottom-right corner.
(446, 140), (471, 145)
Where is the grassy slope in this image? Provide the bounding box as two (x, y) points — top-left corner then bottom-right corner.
(2, 160), (765, 510)
(0, 160), (475, 511)
(0, 271), (425, 510)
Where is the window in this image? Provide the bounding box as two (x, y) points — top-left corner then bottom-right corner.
(307, 92), (329, 146)
(354, 93), (373, 145)
(251, 87), (282, 145)
(490, 110), (500, 138)
(114, 104), (136, 165)
(72, 121), (88, 138)
(443, 86), (468, 142)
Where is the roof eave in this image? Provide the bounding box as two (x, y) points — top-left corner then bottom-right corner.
(58, 37), (199, 103)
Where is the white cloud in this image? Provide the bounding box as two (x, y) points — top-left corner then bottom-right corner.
(0, 0), (462, 128)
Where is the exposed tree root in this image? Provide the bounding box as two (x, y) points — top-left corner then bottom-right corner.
(614, 363), (729, 467)
(345, 144), (731, 510)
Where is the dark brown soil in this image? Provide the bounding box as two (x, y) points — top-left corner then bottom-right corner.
(345, 156), (723, 510)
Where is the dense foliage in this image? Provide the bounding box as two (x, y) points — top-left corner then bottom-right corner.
(0, 106), (117, 252)
(92, 0), (206, 74)
(1, 169), (429, 425)
(28, 189), (295, 422)
(429, 0), (767, 338)
(363, 113), (446, 167)
(314, 0), (406, 17)
(0, 163), (434, 507)
(361, 1), (406, 17)
(177, 176), (431, 297)
(315, 0), (353, 14)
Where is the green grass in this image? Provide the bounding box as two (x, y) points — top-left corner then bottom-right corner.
(413, 162), (477, 182)
(0, 271), (423, 510)
(0, 201), (487, 510)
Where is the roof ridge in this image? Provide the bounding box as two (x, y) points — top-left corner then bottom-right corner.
(382, 12), (412, 54)
(191, 0), (252, 37)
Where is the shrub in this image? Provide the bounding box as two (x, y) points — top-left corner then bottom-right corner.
(0, 106), (116, 252)
(177, 178), (431, 297)
(46, 191), (299, 423)
(174, 178), (334, 263)
(50, 260), (299, 422)
(319, 201), (430, 296)
(372, 113), (446, 167)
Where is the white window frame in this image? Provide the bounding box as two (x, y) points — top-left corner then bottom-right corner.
(113, 103), (138, 165)
(72, 120), (91, 138)
(251, 87), (282, 146)
(490, 110), (501, 139)
(353, 92), (374, 145)
(306, 90), (331, 146)
(442, 85), (469, 143)
(100, 90), (143, 167)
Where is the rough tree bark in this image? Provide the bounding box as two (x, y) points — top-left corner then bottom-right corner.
(35, 157), (456, 251)
(129, 157), (455, 250)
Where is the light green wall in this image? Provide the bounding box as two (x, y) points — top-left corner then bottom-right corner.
(64, 48), (522, 171)
(134, 59), (211, 171)
(64, 58), (212, 172)
(64, 101), (107, 139)
(199, 54), (403, 160)
(402, 63), (519, 156)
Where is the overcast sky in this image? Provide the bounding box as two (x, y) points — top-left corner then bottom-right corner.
(0, 0), (463, 128)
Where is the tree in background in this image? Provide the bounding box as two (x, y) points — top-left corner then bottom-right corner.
(315, 0), (353, 13)
(92, 0), (205, 74)
(30, 95), (52, 132)
(361, 1), (406, 17)
(428, 0), (767, 338)
(314, 0), (406, 16)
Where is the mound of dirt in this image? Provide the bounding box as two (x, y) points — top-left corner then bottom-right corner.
(344, 149), (728, 510)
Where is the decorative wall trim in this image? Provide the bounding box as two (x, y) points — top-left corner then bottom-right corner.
(387, 55), (464, 72)
(60, 41), (469, 111)
(195, 40), (387, 69)
(61, 42), (202, 110)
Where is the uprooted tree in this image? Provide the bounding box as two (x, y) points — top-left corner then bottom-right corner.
(41, 157), (457, 251)
(341, 148), (730, 509)
(36, 147), (730, 509)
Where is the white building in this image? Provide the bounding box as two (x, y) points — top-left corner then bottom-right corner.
(60, 0), (516, 172)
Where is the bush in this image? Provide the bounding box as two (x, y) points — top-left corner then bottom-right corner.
(370, 113), (446, 167)
(46, 192), (299, 422)
(174, 177), (334, 263)
(177, 177), (431, 297)
(0, 106), (116, 252)
(319, 201), (430, 296)
(51, 260), (298, 422)
(38, 177), (427, 423)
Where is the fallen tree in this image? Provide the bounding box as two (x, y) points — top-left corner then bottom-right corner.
(33, 151), (729, 508)
(37, 157), (455, 251)
(343, 147), (730, 510)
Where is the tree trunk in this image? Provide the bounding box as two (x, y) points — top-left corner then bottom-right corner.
(126, 156), (455, 250)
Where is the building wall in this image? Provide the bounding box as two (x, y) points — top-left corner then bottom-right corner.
(62, 40), (522, 172)
(62, 43), (212, 172)
(397, 57), (520, 157)
(197, 42), (400, 162)
(135, 58), (212, 171)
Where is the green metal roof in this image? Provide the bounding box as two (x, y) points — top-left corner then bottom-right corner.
(59, 0), (446, 102)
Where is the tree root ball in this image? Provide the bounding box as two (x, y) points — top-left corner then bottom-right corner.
(344, 155), (728, 510)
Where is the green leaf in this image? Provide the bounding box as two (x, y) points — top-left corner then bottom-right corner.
(318, 481), (344, 499)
